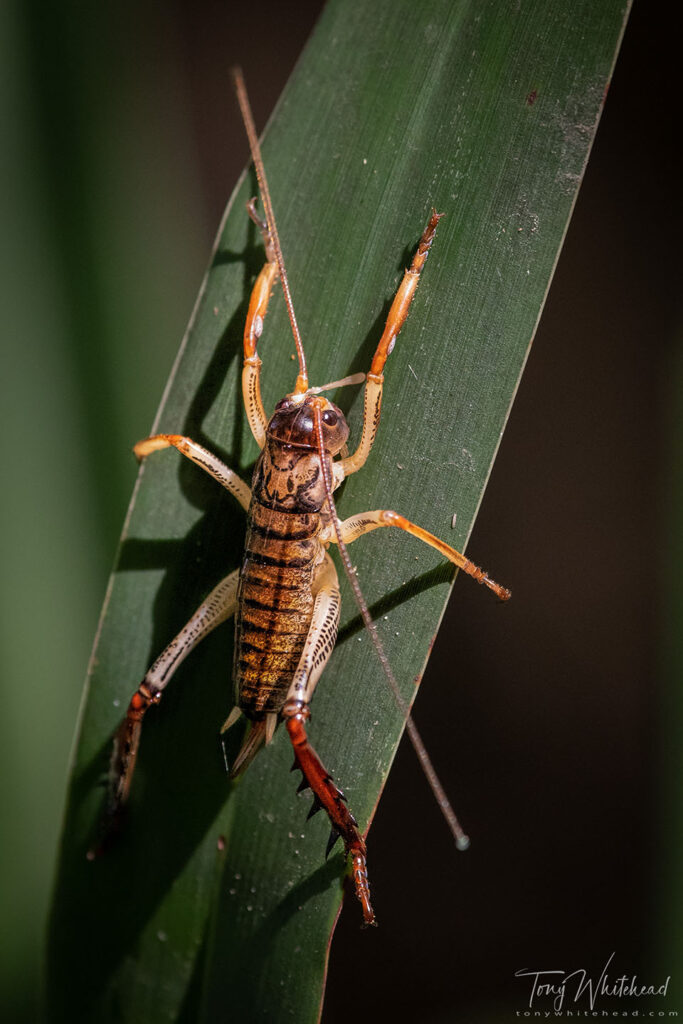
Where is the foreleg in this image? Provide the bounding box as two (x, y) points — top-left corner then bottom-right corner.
(338, 210), (442, 481)
(89, 569), (239, 856)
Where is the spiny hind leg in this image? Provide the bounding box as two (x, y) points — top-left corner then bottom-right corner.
(281, 553), (375, 925)
(330, 509), (511, 602)
(283, 704), (374, 927)
(134, 434), (251, 510)
(242, 198), (279, 449)
(89, 569), (239, 857)
(337, 210), (442, 483)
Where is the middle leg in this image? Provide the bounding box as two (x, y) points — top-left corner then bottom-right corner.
(330, 509), (511, 601)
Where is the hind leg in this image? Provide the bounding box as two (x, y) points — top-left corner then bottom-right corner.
(90, 569), (239, 856)
(280, 553), (376, 926)
(283, 704), (375, 926)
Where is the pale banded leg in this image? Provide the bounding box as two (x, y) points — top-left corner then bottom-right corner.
(89, 570), (239, 857)
(338, 210), (442, 482)
(134, 434), (251, 511)
(242, 198), (279, 449)
(331, 509), (511, 602)
(287, 552), (341, 706)
(280, 553), (375, 925)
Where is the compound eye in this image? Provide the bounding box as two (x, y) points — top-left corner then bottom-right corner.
(322, 410), (338, 427)
(275, 398), (292, 411)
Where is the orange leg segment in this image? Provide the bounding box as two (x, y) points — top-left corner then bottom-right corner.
(369, 208), (442, 378)
(243, 198), (279, 448)
(334, 509), (511, 602)
(283, 700), (376, 926)
(339, 210), (442, 479)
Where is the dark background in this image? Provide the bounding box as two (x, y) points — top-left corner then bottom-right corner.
(1, 0), (680, 1020)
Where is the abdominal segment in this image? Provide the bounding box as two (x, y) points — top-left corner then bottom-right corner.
(234, 501), (321, 716)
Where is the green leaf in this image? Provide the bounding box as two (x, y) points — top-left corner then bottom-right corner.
(46, 1), (630, 1020)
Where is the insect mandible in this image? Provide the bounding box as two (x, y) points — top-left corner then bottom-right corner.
(90, 69), (511, 927)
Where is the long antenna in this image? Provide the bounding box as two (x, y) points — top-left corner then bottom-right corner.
(313, 404), (471, 851)
(232, 67), (308, 394)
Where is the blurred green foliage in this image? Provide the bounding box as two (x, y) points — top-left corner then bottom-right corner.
(1, 2), (208, 1019)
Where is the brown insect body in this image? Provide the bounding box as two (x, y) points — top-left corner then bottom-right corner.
(235, 397), (347, 721)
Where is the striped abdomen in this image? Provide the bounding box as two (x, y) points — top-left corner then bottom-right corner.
(234, 498), (322, 717)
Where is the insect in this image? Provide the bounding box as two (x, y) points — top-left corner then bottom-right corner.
(90, 69), (510, 926)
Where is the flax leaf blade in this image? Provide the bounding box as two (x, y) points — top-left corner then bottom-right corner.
(46, 1), (630, 1021)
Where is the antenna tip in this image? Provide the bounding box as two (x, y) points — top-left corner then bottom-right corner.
(456, 834), (471, 852)
(231, 66), (246, 96)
